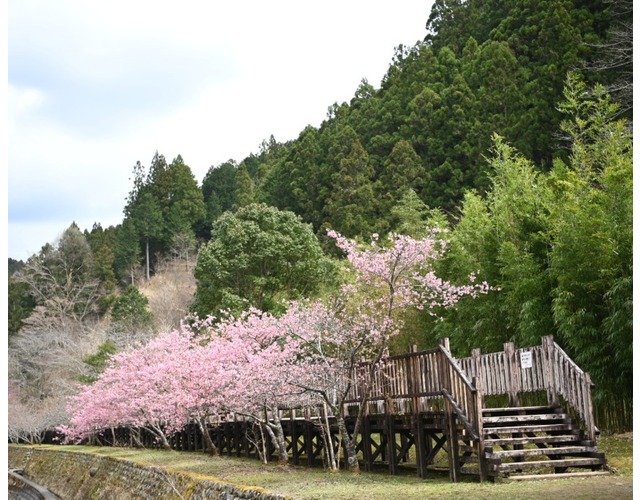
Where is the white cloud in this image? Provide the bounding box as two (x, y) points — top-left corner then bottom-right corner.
(8, 0), (434, 261)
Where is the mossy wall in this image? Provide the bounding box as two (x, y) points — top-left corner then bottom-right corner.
(8, 445), (287, 500)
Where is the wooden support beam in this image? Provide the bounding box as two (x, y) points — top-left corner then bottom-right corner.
(445, 400), (461, 482)
(424, 433), (447, 464)
(414, 415), (427, 478)
(362, 412), (373, 471)
(386, 414), (397, 475)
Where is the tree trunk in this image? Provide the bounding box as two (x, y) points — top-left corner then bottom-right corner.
(147, 425), (172, 451)
(130, 427), (144, 448)
(265, 417), (289, 465)
(145, 238), (150, 281)
(197, 417), (218, 456)
(322, 403), (338, 471)
(336, 415), (360, 473)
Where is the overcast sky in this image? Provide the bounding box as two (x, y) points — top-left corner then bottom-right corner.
(7, 0), (434, 261)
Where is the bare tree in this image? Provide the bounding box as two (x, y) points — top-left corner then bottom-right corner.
(14, 226), (105, 326)
(584, 0), (633, 117)
(169, 231), (197, 271)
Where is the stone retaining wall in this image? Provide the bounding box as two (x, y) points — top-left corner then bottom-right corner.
(8, 445), (288, 500)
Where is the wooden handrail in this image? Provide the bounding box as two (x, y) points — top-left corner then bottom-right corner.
(441, 389), (478, 440)
(547, 337), (597, 441)
(437, 344), (481, 441)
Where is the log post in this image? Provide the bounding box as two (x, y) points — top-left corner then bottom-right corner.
(439, 337), (451, 353)
(414, 413), (427, 478)
(585, 372), (596, 442)
(471, 348), (483, 402)
(473, 375), (488, 482)
(504, 342), (521, 407)
(542, 336), (558, 407)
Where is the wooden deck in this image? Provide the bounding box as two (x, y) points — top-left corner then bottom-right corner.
(94, 335), (607, 482)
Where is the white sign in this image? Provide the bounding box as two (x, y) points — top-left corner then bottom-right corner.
(520, 350), (533, 369)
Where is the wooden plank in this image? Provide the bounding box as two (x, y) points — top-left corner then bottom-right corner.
(414, 415), (427, 478)
(362, 411), (373, 471)
(483, 413), (567, 424)
(386, 412), (397, 474)
(487, 445), (596, 459)
(496, 457), (603, 472)
(506, 471), (610, 481)
(482, 406), (552, 414)
(483, 423), (573, 435)
(484, 434), (581, 447)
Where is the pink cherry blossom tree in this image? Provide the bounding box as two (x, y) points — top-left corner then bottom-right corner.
(197, 309), (313, 465)
(280, 230), (490, 473)
(62, 328), (196, 449)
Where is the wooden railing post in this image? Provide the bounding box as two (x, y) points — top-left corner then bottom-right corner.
(541, 336), (558, 406)
(409, 345), (419, 414)
(471, 348), (482, 402)
(439, 337), (451, 353)
(438, 340), (450, 395)
(473, 374), (487, 482)
(504, 342), (521, 407)
(584, 372), (596, 442)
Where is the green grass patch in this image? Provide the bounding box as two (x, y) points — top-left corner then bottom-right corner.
(598, 432), (633, 476)
(23, 434), (632, 499)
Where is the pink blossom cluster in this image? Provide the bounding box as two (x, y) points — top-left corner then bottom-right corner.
(327, 229), (489, 316)
(61, 310), (313, 444)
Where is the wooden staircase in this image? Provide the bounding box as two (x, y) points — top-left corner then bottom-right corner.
(482, 406), (608, 480)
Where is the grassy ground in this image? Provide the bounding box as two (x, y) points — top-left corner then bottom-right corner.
(31, 433), (632, 499)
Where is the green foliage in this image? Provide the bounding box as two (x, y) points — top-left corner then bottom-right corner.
(258, 126), (329, 231)
(163, 155), (207, 243)
(8, 278), (36, 338)
(233, 163), (255, 209)
(78, 340), (117, 384)
(193, 203), (330, 317)
(113, 217), (141, 285)
(124, 153), (206, 279)
(388, 189), (447, 238)
(435, 135), (554, 353)
(110, 285), (153, 329)
(549, 75), (632, 401)
(84, 223), (118, 292)
(201, 160), (239, 233)
(8, 258), (25, 276)
(324, 133), (376, 238)
(435, 77), (632, 429)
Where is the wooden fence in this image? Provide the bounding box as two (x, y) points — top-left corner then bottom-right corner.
(457, 336), (596, 441)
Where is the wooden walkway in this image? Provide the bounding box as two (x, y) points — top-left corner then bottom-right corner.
(96, 335), (607, 482)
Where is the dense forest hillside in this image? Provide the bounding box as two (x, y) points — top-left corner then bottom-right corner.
(9, 0), (632, 443)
